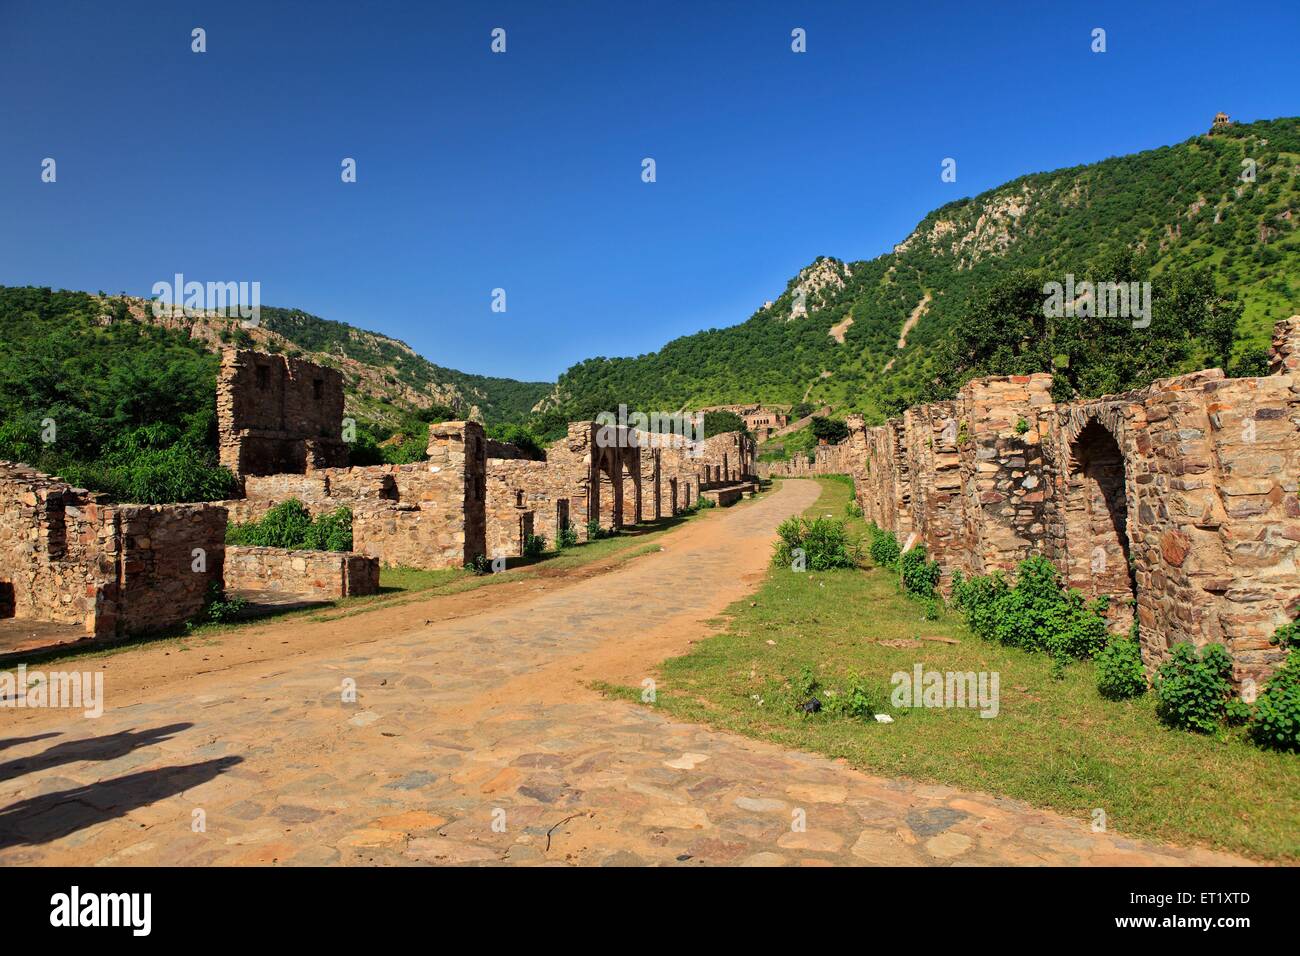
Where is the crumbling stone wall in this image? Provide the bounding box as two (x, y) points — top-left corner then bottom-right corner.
(0, 463), (226, 639)
(114, 503), (228, 635)
(217, 348), (349, 480)
(954, 374), (1054, 574)
(231, 421), (488, 570)
(225, 545), (379, 598)
(696, 432), (756, 486)
(486, 458), (558, 558)
(849, 317), (1300, 686)
(760, 441), (853, 479)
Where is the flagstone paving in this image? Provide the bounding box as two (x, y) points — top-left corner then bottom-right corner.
(0, 480), (1251, 866)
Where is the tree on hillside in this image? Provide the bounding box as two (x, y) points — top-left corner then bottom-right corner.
(702, 410), (748, 438)
(810, 416), (850, 444)
(937, 253), (1245, 402)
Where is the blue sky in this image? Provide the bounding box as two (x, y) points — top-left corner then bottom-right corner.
(1, 0), (1296, 381)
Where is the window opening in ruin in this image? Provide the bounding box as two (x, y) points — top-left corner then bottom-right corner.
(255, 365), (270, 390)
(1067, 421), (1137, 635)
(312, 378), (324, 400)
(0, 581), (14, 619)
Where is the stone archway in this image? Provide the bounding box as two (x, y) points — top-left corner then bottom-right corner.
(589, 444), (622, 532)
(1064, 418), (1137, 634)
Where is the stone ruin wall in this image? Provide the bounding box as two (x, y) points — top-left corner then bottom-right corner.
(847, 317), (1300, 686)
(113, 503), (229, 635)
(228, 421), (487, 571)
(478, 425), (753, 560)
(224, 545), (380, 598)
(217, 348), (349, 481)
(485, 458), (555, 559)
(0, 463), (226, 639)
(759, 441), (853, 479)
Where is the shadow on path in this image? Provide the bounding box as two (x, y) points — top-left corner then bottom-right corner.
(0, 723), (193, 785)
(0, 756), (242, 849)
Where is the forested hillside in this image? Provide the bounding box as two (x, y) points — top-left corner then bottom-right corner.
(538, 117), (1300, 426)
(4, 117), (1296, 499)
(0, 287), (550, 501)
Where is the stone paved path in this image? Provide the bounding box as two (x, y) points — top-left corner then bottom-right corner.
(0, 481), (1251, 866)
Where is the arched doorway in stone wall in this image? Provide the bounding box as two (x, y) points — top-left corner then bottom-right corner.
(1064, 420), (1137, 634)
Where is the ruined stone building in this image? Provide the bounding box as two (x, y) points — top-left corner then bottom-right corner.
(1, 346), (758, 651)
(843, 317), (1300, 687)
(0, 463), (226, 641)
(217, 348), (349, 481)
(699, 403), (789, 442)
(482, 423), (758, 559)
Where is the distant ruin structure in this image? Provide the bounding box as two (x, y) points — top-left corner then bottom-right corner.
(217, 348), (350, 480)
(0, 345), (759, 654)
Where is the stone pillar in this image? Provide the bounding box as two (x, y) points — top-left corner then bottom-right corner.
(426, 420), (487, 567)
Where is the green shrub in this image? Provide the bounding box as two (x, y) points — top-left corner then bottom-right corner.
(844, 499), (863, 519)
(698, 496), (716, 509)
(1095, 636), (1147, 700)
(226, 499), (354, 552)
(1154, 642), (1234, 733)
(464, 553), (492, 575)
(824, 673), (880, 721)
(771, 516), (861, 570)
(199, 581), (248, 624)
(899, 544), (941, 597)
(953, 556), (1108, 671)
(866, 523), (900, 569)
(952, 569), (1010, 639)
(585, 519), (611, 540)
(523, 533), (546, 558)
(1248, 619), (1300, 752)
(557, 524), (579, 548)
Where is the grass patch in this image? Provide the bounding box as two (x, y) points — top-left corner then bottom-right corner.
(605, 476), (1300, 861)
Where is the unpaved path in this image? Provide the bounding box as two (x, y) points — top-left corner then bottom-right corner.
(0, 481), (1249, 866)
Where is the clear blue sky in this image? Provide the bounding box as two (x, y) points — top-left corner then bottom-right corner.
(2, 0), (1296, 381)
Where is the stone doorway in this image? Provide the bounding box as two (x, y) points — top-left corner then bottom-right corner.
(1065, 420), (1136, 634)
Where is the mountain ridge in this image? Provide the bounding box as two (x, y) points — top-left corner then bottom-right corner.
(537, 115), (1300, 426)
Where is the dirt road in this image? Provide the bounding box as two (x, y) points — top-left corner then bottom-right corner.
(0, 480), (1247, 866)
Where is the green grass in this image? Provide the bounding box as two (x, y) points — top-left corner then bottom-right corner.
(600, 476), (1300, 862)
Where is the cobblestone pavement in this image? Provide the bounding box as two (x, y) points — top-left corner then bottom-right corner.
(0, 481), (1250, 866)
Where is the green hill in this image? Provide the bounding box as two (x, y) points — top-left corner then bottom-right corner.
(0, 287), (550, 501)
(538, 116), (1300, 426)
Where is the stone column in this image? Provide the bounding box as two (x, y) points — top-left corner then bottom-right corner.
(427, 421), (487, 567)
